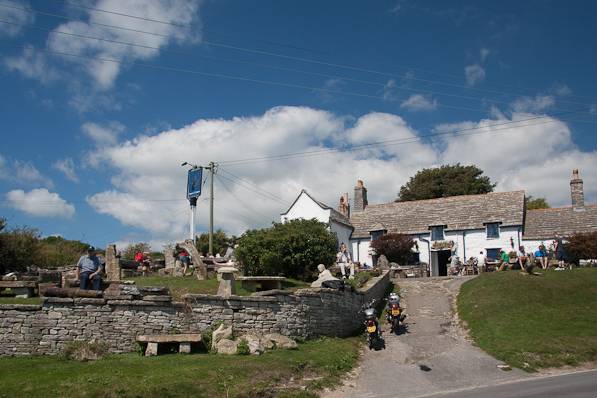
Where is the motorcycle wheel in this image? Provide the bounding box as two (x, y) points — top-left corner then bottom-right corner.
(393, 318), (399, 335)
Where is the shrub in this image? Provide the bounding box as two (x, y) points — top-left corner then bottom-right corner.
(62, 340), (108, 361)
(235, 219), (337, 280)
(370, 233), (415, 264)
(236, 339), (250, 355)
(565, 232), (597, 264)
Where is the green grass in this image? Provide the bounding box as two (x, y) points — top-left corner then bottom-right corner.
(0, 337), (360, 398)
(126, 276), (310, 301)
(458, 268), (597, 371)
(0, 296), (42, 305)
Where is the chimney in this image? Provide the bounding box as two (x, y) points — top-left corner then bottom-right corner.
(353, 180), (368, 212)
(338, 193), (350, 217)
(570, 169), (585, 209)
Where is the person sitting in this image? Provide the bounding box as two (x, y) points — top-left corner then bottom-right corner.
(498, 250), (510, 271)
(76, 246), (103, 290)
(337, 243), (354, 279)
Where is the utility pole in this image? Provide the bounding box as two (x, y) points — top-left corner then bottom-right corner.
(207, 161), (216, 256)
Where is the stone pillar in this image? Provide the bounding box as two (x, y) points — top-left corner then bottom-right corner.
(217, 267), (238, 297)
(179, 342), (191, 354)
(105, 244), (121, 281)
(353, 180), (368, 212)
(570, 169), (584, 209)
(145, 342), (158, 356)
(164, 246), (176, 269)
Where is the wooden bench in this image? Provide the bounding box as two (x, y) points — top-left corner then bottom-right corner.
(136, 334), (203, 356)
(236, 276), (286, 292)
(0, 281), (37, 298)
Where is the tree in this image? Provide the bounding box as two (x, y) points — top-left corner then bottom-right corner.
(195, 230), (236, 256)
(121, 242), (151, 261)
(565, 232), (597, 265)
(370, 234), (416, 264)
(0, 226), (40, 274)
(396, 164), (495, 202)
(235, 219), (337, 280)
(525, 196), (550, 210)
(36, 236), (90, 268)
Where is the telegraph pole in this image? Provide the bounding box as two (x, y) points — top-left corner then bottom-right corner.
(207, 161), (216, 256)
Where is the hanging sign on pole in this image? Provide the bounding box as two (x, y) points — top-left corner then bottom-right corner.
(187, 167), (203, 200)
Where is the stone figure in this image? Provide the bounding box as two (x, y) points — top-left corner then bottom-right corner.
(311, 264), (339, 288)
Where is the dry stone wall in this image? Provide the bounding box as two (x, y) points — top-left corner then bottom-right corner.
(0, 271), (389, 356)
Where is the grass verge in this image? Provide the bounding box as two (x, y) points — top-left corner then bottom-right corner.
(0, 337), (360, 398)
(458, 268), (597, 371)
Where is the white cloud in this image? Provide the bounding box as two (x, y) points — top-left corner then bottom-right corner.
(13, 160), (53, 188)
(4, 46), (59, 84)
(382, 79), (397, 100)
(5, 188), (75, 218)
(0, 0), (34, 37)
(84, 106), (597, 243)
(400, 94), (438, 111)
(510, 95), (555, 113)
(552, 83), (572, 96)
(480, 47), (490, 63)
(465, 64), (485, 86)
(53, 158), (79, 182)
(82, 121), (125, 146)
(47, 0), (202, 89)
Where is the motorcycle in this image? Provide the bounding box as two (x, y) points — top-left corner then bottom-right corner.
(385, 292), (405, 334)
(362, 299), (383, 350)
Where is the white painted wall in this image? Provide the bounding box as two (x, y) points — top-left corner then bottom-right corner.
(522, 239), (552, 253)
(351, 239), (373, 267)
(464, 226), (521, 260)
(281, 192), (330, 224)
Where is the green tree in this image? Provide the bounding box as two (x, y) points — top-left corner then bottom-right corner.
(396, 164), (495, 202)
(0, 225), (40, 274)
(235, 219), (337, 280)
(121, 242), (151, 261)
(36, 236), (90, 268)
(525, 196), (550, 210)
(370, 233), (415, 264)
(195, 230), (235, 256)
(565, 232), (597, 265)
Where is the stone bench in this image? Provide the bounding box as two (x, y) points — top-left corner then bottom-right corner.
(0, 281), (37, 298)
(236, 276), (286, 292)
(136, 334), (203, 356)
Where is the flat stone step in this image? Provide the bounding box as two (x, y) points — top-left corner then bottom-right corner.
(136, 334), (202, 343)
(0, 281), (38, 288)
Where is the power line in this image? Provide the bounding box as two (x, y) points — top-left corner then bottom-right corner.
(216, 174), (273, 224)
(217, 111), (583, 166)
(217, 173), (287, 206)
(218, 168), (286, 203)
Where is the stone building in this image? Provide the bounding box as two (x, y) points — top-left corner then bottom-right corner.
(283, 170), (596, 276)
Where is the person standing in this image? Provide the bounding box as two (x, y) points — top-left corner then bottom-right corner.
(337, 242), (354, 279)
(76, 246), (103, 290)
(178, 247), (191, 276)
(554, 236), (570, 270)
(477, 250), (486, 271)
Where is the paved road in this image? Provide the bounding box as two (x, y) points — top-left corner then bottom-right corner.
(423, 369), (597, 398)
(324, 277), (528, 398)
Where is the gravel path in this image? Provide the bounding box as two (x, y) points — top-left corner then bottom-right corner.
(323, 277), (528, 398)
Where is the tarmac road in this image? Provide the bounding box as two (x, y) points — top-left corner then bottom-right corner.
(422, 369), (597, 398)
(324, 277), (529, 398)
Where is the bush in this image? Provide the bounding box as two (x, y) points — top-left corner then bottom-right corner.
(370, 233), (415, 264)
(0, 226), (40, 274)
(62, 340), (108, 361)
(235, 219), (337, 280)
(566, 232), (597, 264)
(236, 339), (250, 355)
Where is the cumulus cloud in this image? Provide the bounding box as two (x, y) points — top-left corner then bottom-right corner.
(465, 64), (485, 86)
(47, 0), (202, 89)
(5, 188), (75, 218)
(0, 0), (34, 37)
(53, 158), (79, 182)
(400, 94), (438, 111)
(82, 121), (125, 146)
(13, 160), (53, 188)
(510, 95), (555, 113)
(480, 47), (490, 63)
(84, 106), (597, 244)
(4, 46), (59, 84)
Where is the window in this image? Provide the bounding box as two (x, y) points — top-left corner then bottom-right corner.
(430, 226), (444, 241)
(486, 248), (500, 261)
(486, 222), (500, 239)
(371, 230), (385, 241)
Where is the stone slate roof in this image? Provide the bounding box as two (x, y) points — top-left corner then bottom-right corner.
(523, 204), (597, 239)
(350, 191), (525, 239)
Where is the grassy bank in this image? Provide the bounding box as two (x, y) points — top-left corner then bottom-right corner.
(0, 337), (359, 398)
(458, 268), (597, 371)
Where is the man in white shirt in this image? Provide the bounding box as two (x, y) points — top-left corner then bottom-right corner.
(337, 242), (354, 279)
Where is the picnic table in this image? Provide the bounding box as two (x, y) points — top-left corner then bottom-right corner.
(0, 281), (37, 298)
(136, 334), (203, 356)
(236, 276), (286, 292)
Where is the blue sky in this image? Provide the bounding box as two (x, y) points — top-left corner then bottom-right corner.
(1, 0), (596, 250)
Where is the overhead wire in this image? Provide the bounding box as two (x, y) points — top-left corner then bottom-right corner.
(215, 174), (274, 224)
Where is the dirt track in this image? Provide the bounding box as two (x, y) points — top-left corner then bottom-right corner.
(323, 277), (528, 398)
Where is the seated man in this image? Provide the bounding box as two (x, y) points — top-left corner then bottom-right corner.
(76, 246), (103, 290)
(498, 250), (510, 271)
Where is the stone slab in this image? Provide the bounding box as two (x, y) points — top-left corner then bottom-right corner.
(142, 295), (172, 302)
(74, 298), (107, 305)
(138, 286), (169, 295)
(236, 276), (286, 281)
(136, 334), (202, 343)
(0, 304), (42, 311)
(43, 297), (74, 304)
(0, 281), (38, 288)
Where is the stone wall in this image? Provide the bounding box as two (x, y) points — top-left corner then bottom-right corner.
(0, 271), (390, 356)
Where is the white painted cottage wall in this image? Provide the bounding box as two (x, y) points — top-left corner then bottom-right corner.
(281, 192), (330, 224)
(464, 226), (521, 259)
(351, 240), (373, 267)
(521, 239), (552, 253)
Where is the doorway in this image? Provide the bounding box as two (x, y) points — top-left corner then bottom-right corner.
(437, 250), (451, 276)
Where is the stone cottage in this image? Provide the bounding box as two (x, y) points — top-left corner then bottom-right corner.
(282, 170), (596, 276)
